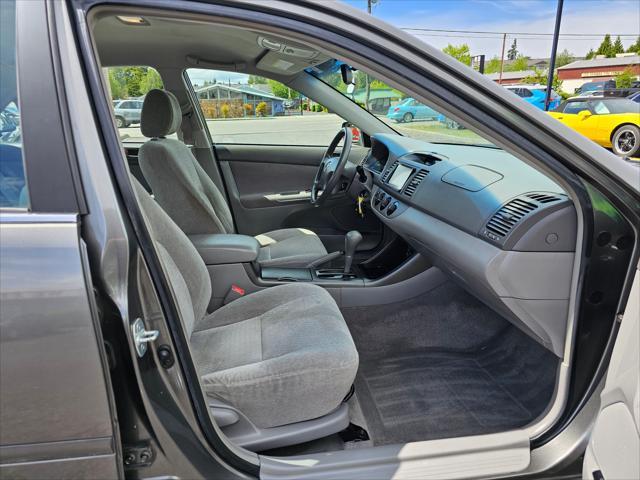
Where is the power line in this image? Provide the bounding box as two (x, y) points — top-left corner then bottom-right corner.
(401, 27), (639, 38)
(408, 32), (634, 41)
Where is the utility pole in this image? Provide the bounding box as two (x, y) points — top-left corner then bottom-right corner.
(498, 33), (507, 85)
(364, 0), (375, 110)
(545, 0), (564, 111)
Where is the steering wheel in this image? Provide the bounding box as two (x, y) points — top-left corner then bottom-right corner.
(311, 127), (353, 205)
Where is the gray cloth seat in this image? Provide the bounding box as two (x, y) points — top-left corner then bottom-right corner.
(133, 177), (358, 429)
(137, 89), (328, 268)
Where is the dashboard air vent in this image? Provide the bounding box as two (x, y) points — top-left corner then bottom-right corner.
(486, 198), (538, 238)
(382, 160), (399, 182)
(404, 170), (428, 197)
(525, 192), (562, 204)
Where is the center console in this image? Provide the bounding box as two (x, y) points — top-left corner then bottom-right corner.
(188, 232), (368, 309)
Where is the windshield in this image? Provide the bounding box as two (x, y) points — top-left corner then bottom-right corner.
(307, 60), (494, 147)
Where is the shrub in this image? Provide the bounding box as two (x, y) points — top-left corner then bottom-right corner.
(220, 103), (230, 118)
(256, 101), (268, 116)
(244, 103), (253, 116)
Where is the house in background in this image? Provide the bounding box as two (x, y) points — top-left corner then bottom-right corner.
(195, 83), (286, 117)
(557, 54), (640, 93)
(485, 70), (539, 85)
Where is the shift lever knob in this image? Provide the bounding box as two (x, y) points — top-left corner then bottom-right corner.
(344, 230), (363, 275)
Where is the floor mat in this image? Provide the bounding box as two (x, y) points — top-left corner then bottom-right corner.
(344, 283), (559, 446)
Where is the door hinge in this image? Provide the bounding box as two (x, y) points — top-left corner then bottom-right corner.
(132, 317), (159, 358)
(123, 442), (154, 469)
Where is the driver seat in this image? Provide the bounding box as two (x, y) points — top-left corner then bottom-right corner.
(138, 89), (328, 268)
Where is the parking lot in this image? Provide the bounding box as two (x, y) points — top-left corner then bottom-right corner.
(119, 112), (491, 146)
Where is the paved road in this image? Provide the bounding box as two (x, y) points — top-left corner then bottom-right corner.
(119, 112), (486, 145)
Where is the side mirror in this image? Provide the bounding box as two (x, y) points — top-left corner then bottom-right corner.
(340, 64), (353, 85)
(578, 110), (592, 120)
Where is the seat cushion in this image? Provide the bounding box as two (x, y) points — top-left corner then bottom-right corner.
(190, 283), (358, 429)
(255, 228), (328, 268)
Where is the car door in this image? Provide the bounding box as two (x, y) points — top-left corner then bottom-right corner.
(0, 2), (121, 477)
(582, 268), (640, 480)
(556, 101), (597, 137)
(184, 70), (382, 252)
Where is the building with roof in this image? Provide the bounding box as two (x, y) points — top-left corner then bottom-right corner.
(195, 83), (287, 117)
(557, 54), (640, 93)
(485, 70), (539, 85)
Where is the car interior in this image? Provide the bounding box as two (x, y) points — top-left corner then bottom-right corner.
(91, 11), (579, 457)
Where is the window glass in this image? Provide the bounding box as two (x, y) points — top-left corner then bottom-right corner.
(308, 60), (494, 147)
(592, 101), (610, 115)
(105, 66), (165, 143)
(520, 89), (533, 98)
(186, 69), (345, 145)
(563, 101), (590, 114)
(0, 1), (27, 208)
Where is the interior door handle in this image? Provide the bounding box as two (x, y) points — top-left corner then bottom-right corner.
(264, 191), (311, 202)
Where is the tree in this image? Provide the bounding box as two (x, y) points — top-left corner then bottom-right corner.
(507, 39), (518, 61)
(508, 55), (530, 72)
(612, 36), (625, 56)
(442, 43), (471, 66)
(139, 68), (163, 95)
(615, 68), (635, 89)
(248, 75), (267, 85)
(267, 79), (294, 99)
(107, 68), (128, 99)
(585, 48), (596, 60)
(484, 56), (502, 74)
(595, 34), (614, 58)
(522, 68), (563, 93)
(555, 49), (574, 68)
(626, 36), (640, 54)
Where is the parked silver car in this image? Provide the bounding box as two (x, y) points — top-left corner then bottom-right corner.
(1, 1), (639, 479)
(112, 98), (143, 128)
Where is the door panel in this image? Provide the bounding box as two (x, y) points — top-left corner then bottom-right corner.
(583, 268), (640, 480)
(0, 215), (120, 476)
(215, 144), (382, 252)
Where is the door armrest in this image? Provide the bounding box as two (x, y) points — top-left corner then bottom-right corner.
(189, 234), (260, 265)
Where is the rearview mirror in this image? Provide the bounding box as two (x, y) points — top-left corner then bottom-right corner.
(578, 110), (592, 120)
(340, 64), (353, 85)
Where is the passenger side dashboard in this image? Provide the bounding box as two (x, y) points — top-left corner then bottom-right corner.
(364, 134), (577, 357)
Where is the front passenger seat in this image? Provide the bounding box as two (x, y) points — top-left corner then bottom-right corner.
(132, 177), (359, 444)
(138, 89), (328, 268)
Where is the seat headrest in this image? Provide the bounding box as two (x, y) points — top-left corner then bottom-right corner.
(141, 89), (182, 138)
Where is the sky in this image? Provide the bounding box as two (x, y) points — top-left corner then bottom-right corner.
(344, 0), (640, 59)
(188, 0), (639, 85)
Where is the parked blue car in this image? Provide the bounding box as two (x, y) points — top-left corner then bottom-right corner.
(386, 98), (438, 123)
(504, 85), (561, 110)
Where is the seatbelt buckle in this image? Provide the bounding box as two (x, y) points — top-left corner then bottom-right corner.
(223, 284), (246, 305)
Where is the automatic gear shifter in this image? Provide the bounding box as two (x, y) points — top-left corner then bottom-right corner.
(344, 230), (363, 275)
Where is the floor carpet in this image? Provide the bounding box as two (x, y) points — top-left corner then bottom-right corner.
(343, 282), (559, 446)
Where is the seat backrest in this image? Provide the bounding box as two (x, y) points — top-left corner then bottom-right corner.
(138, 89), (234, 235)
(133, 176), (210, 337)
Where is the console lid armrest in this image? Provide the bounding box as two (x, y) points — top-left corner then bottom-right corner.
(189, 234), (260, 265)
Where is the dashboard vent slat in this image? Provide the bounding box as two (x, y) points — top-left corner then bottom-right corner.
(525, 192), (562, 204)
(485, 197), (538, 238)
(403, 170), (428, 197)
(382, 160), (399, 182)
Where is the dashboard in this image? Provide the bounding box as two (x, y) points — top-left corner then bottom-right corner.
(362, 134), (577, 357)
